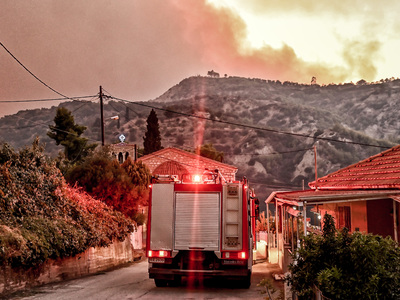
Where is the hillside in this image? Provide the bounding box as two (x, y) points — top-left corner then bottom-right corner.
(0, 76), (398, 202)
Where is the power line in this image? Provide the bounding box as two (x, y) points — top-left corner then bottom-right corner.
(226, 148), (314, 156)
(100, 89), (141, 118)
(3, 113), (101, 144)
(0, 95), (96, 103)
(138, 150), (304, 190)
(0, 99), (97, 130)
(107, 101), (123, 116)
(165, 140), (313, 157)
(0, 40), (392, 151)
(110, 96), (392, 150)
(0, 41), (86, 101)
(246, 180), (304, 190)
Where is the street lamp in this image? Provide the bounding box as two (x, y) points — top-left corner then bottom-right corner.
(101, 115), (120, 145)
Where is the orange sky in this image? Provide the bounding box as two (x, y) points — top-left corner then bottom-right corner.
(1, 0), (399, 117)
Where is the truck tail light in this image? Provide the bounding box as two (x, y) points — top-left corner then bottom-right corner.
(147, 250), (171, 258)
(222, 251), (247, 260)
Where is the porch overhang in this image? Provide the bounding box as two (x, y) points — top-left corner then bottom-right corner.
(266, 189), (400, 206)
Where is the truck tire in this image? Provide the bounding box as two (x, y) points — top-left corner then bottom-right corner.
(154, 279), (168, 287)
(241, 274), (251, 289)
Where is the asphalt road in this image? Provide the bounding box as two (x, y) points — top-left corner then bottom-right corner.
(11, 259), (283, 300)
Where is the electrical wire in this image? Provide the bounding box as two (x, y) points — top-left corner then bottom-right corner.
(0, 99), (97, 130)
(107, 101), (123, 116)
(110, 96), (392, 150)
(71, 97), (98, 113)
(2, 112), (100, 144)
(0, 88), (322, 189)
(138, 150), (304, 189)
(0, 40), (392, 151)
(164, 140), (313, 157)
(102, 89), (142, 118)
(221, 148), (313, 156)
(0, 95), (96, 103)
(0, 41), (92, 102)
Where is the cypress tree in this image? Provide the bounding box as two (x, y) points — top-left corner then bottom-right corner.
(143, 109), (162, 155)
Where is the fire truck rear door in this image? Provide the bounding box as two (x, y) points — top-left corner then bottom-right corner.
(174, 192), (220, 251)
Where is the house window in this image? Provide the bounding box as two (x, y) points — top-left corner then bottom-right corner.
(338, 206), (351, 230)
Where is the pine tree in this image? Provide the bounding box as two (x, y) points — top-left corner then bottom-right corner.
(47, 107), (97, 161)
(143, 109), (162, 155)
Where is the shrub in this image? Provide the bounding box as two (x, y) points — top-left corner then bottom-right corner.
(66, 149), (150, 222)
(0, 139), (134, 269)
(288, 214), (400, 299)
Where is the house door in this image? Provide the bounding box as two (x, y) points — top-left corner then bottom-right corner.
(367, 199), (394, 239)
(338, 206), (351, 230)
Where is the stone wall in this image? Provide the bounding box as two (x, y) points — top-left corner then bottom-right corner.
(0, 229), (143, 297)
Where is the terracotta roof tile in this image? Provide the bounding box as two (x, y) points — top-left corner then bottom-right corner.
(309, 145), (400, 190)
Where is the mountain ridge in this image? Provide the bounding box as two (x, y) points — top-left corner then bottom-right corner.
(0, 75), (398, 202)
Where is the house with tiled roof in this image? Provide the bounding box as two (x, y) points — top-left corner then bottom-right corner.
(137, 147), (238, 182)
(265, 145), (400, 271)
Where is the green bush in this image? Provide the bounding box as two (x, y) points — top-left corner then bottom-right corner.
(0, 139), (134, 269)
(288, 214), (400, 299)
(66, 149), (151, 220)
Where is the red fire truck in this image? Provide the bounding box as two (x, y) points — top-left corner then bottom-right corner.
(146, 170), (259, 288)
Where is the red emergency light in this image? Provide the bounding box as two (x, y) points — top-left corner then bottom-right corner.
(193, 174), (201, 182)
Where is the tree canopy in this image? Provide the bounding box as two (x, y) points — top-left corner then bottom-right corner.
(288, 214), (400, 299)
(47, 107), (97, 162)
(143, 109), (162, 155)
(66, 148), (151, 224)
(195, 143), (224, 162)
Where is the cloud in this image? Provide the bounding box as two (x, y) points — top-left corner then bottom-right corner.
(229, 0), (399, 18)
(176, 0), (348, 84)
(342, 40), (381, 81)
(0, 1), (203, 103)
(213, 0), (400, 80)
(0, 0), (396, 118)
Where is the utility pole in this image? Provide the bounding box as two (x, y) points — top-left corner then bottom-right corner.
(134, 144), (137, 162)
(314, 145), (318, 189)
(100, 86), (105, 146)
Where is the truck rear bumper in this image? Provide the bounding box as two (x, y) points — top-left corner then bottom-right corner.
(149, 267), (250, 280)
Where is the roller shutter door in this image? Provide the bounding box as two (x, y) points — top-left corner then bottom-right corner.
(174, 192), (220, 251)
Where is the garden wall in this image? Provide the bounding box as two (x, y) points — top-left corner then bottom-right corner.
(0, 228), (143, 297)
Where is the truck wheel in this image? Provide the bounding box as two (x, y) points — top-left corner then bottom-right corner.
(154, 279), (168, 287)
(172, 276), (181, 286)
(241, 274), (251, 289)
